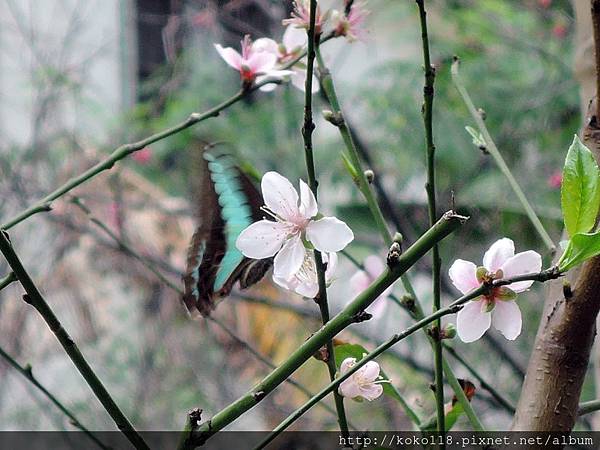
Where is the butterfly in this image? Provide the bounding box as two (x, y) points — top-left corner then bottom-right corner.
(182, 151), (272, 317)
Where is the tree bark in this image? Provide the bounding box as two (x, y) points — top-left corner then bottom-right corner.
(512, 2), (600, 429)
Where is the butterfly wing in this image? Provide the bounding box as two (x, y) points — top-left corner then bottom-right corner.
(182, 152), (272, 317)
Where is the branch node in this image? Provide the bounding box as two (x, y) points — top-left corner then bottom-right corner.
(188, 408), (203, 430)
(252, 390), (266, 402)
(386, 242), (403, 268)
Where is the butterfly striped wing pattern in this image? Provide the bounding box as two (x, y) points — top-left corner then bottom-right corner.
(182, 152), (272, 317)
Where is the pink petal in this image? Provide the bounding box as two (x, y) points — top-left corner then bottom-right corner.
(298, 179), (318, 218)
(359, 383), (383, 401)
(214, 44), (242, 70)
(340, 357), (356, 374)
(492, 301), (522, 340)
(246, 51), (277, 74)
(306, 217), (353, 252)
(236, 220), (288, 258)
(483, 238), (515, 273)
(261, 171), (300, 220)
(338, 378), (361, 399)
(360, 361), (381, 382)
(448, 259), (480, 294)
(350, 270), (370, 294)
(282, 25), (307, 51)
(273, 234), (305, 279)
(500, 250), (542, 292)
(456, 301), (491, 343)
(364, 255), (384, 278)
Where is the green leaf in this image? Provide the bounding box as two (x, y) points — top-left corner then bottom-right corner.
(558, 231), (600, 271)
(465, 126), (486, 148)
(334, 343), (400, 404)
(419, 403), (464, 432)
(561, 135), (600, 237)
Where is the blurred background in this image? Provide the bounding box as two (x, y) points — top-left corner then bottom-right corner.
(0, 0), (593, 434)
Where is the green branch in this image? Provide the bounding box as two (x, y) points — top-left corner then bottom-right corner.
(0, 231), (150, 450)
(301, 0), (349, 438)
(451, 57), (555, 253)
(0, 345), (109, 449)
(178, 212), (467, 448)
(415, 0), (444, 439)
(253, 266), (560, 447)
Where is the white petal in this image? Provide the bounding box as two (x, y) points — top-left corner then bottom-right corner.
(500, 250), (542, 292)
(492, 301), (522, 340)
(340, 357), (356, 374)
(456, 301), (491, 343)
(236, 220), (288, 258)
(252, 37), (279, 55)
(360, 361), (381, 382)
(306, 217), (354, 252)
(273, 272), (298, 291)
(359, 383), (384, 401)
(214, 44), (242, 70)
(339, 378), (361, 399)
(483, 238), (515, 272)
(324, 252), (338, 281)
(257, 76), (278, 92)
(282, 25), (307, 51)
(273, 235), (305, 279)
(299, 179), (318, 219)
(295, 279), (319, 298)
(290, 67), (320, 93)
(246, 51), (277, 74)
(261, 171), (300, 220)
(448, 259), (480, 295)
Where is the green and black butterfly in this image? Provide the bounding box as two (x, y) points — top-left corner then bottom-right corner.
(182, 151), (272, 317)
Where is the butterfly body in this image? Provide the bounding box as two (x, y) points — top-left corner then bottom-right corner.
(182, 152), (271, 317)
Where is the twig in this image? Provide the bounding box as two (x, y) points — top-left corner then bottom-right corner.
(301, 0), (349, 439)
(252, 266), (560, 448)
(0, 231), (149, 450)
(579, 399), (600, 416)
(0, 346), (109, 449)
(415, 0), (444, 439)
(179, 212), (467, 448)
(451, 57), (555, 253)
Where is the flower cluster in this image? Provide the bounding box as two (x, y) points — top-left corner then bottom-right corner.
(236, 171), (353, 297)
(213, 1), (369, 91)
(448, 238), (542, 343)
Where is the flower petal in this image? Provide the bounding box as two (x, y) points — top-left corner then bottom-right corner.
(306, 217), (354, 252)
(214, 44), (242, 70)
(364, 255), (384, 278)
(290, 67), (319, 93)
(492, 300), (522, 340)
(282, 24), (307, 51)
(448, 259), (479, 295)
(246, 51), (277, 74)
(273, 235), (305, 279)
(324, 252), (338, 281)
(236, 220), (288, 258)
(295, 278), (319, 298)
(261, 171), (300, 220)
(339, 378), (361, 399)
(456, 301), (491, 343)
(483, 238), (515, 272)
(299, 179), (318, 218)
(340, 357), (356, 374)
(252, 37), (279, 55)
(350, 271), (370, 294)
(359, 383), (383, 401)
(500, 250), (542, 292)
(360, 361), (381, 382)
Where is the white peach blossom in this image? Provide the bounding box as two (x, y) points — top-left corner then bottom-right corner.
(273, 250), (336, 298)
(448, 238), (542, 343)
(235, 171), (353, 280)
(338, 357), (385, 401)
(349, 255), (391, 316)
